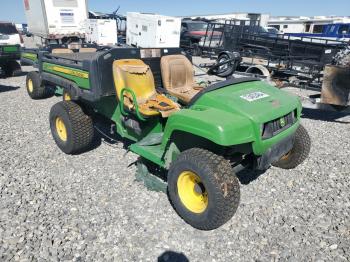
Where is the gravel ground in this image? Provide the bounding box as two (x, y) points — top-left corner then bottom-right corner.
(0, 64), (350, 261)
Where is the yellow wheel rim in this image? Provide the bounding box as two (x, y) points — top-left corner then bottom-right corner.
(55, 117), (68, 142)
(63, 92), (71, 101)
(27, 79), (34, 93)
(177, 171), (208, 214)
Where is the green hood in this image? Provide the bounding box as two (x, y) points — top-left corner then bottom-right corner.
(162, 80), (301, 155)
(191, 81), (300, 125)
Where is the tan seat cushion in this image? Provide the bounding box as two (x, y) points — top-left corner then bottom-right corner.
(52, 48), (73, 54)
(161, 55), (201, 104)
(113, 59), (179, 118)
(79, 48), (97, 53)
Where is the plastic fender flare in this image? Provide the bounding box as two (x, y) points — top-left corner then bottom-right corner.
(246, 65), (271, 78)
(161, 109), (256, 149)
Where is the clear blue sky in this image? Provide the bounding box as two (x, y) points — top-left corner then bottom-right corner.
(2, 0), (350, 23)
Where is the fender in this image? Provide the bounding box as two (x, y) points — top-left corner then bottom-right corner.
(161, 107), (256, 149)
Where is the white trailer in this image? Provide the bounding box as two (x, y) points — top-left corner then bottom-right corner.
(85, 19), (117, 46)
(23, 0), (88, 45)
(126, 12), (181, 48)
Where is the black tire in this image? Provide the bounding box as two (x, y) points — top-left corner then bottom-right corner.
(215, 53), (235, 78)
(49, 101), (94, 154)
(168, 148), (240, 230)
(4, 60), (21, 77)
(272, 124), (311, 170)
(26, 71), (53, 99)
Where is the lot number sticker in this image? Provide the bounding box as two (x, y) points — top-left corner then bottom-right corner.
(240, 92), (269, 102)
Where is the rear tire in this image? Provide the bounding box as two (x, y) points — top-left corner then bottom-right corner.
(168, 148), (240, 230)
(49, 101), (94, 154)
(4, 60), (21, 77)
(272, 124), (311, 169)
(26, 71), (52, 99)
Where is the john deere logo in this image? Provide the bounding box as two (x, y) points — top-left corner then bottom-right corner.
(280, 118), (286, 127)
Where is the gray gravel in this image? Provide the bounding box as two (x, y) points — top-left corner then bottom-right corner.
(0, 65), (350, 261)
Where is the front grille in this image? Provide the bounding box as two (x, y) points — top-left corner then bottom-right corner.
(262, 110), (297, 140)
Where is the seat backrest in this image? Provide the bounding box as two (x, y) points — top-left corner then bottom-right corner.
(113, 59), (156, 103)
(52, 48), (73, 54)
(79, 48), (97, 53)
(160, 55), (194, 91)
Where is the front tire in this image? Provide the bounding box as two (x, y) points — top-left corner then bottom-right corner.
(168, 148), (240, 230)
(272, 124), (311, 169)
(49, 101), (94, 154)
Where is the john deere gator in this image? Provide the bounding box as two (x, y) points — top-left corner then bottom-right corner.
(25, 46), (311, 230)
(0, 44), (21, 77)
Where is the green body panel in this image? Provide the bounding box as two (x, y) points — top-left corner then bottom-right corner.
(130, 144), (165, 167)
(92, 81), (301, 167)
(42, 62), (90, 89)
(161, 81), (301, 156)
(3, 46), (19, 53)
(22, 52), (38, 62)
(0, 45), (20, 63)
(93, 96), (163, 142)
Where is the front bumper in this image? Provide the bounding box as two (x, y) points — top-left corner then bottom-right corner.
(255, 132), (295, 170)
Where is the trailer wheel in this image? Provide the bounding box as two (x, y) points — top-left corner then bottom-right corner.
(168, 148), (240, 230)
(4, 60), (21, 77)
(272, 124), (311, 170)
(49, 101), (94, 154)
(26, 71), (52, 99)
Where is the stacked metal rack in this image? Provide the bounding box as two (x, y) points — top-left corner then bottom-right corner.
(199, 19), (348, 87)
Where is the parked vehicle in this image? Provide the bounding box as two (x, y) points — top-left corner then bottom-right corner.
(265, 27), (280, 35)
(126, 12), (181, 48)
(23, 0), (88, 46)
(286, 23), (350, 42)
(0, 44), (21, 78)
(24, 46), (310, 230)
(180, 20), (210, 55)
(0, 22), (23, 46)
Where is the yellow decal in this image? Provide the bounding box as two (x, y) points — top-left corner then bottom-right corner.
(50, 65), (89, 79)
(22, 53), (37, 60)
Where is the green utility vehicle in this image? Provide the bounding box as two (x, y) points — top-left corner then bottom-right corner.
(0, 44), (21, 77)
(25, 46), (311, 230)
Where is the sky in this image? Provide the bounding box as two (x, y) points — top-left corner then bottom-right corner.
(2, 0), (350, 23)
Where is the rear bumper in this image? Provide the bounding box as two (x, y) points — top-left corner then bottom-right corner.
(0, 53), (21, 62)
(255, 133), (295, 170)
